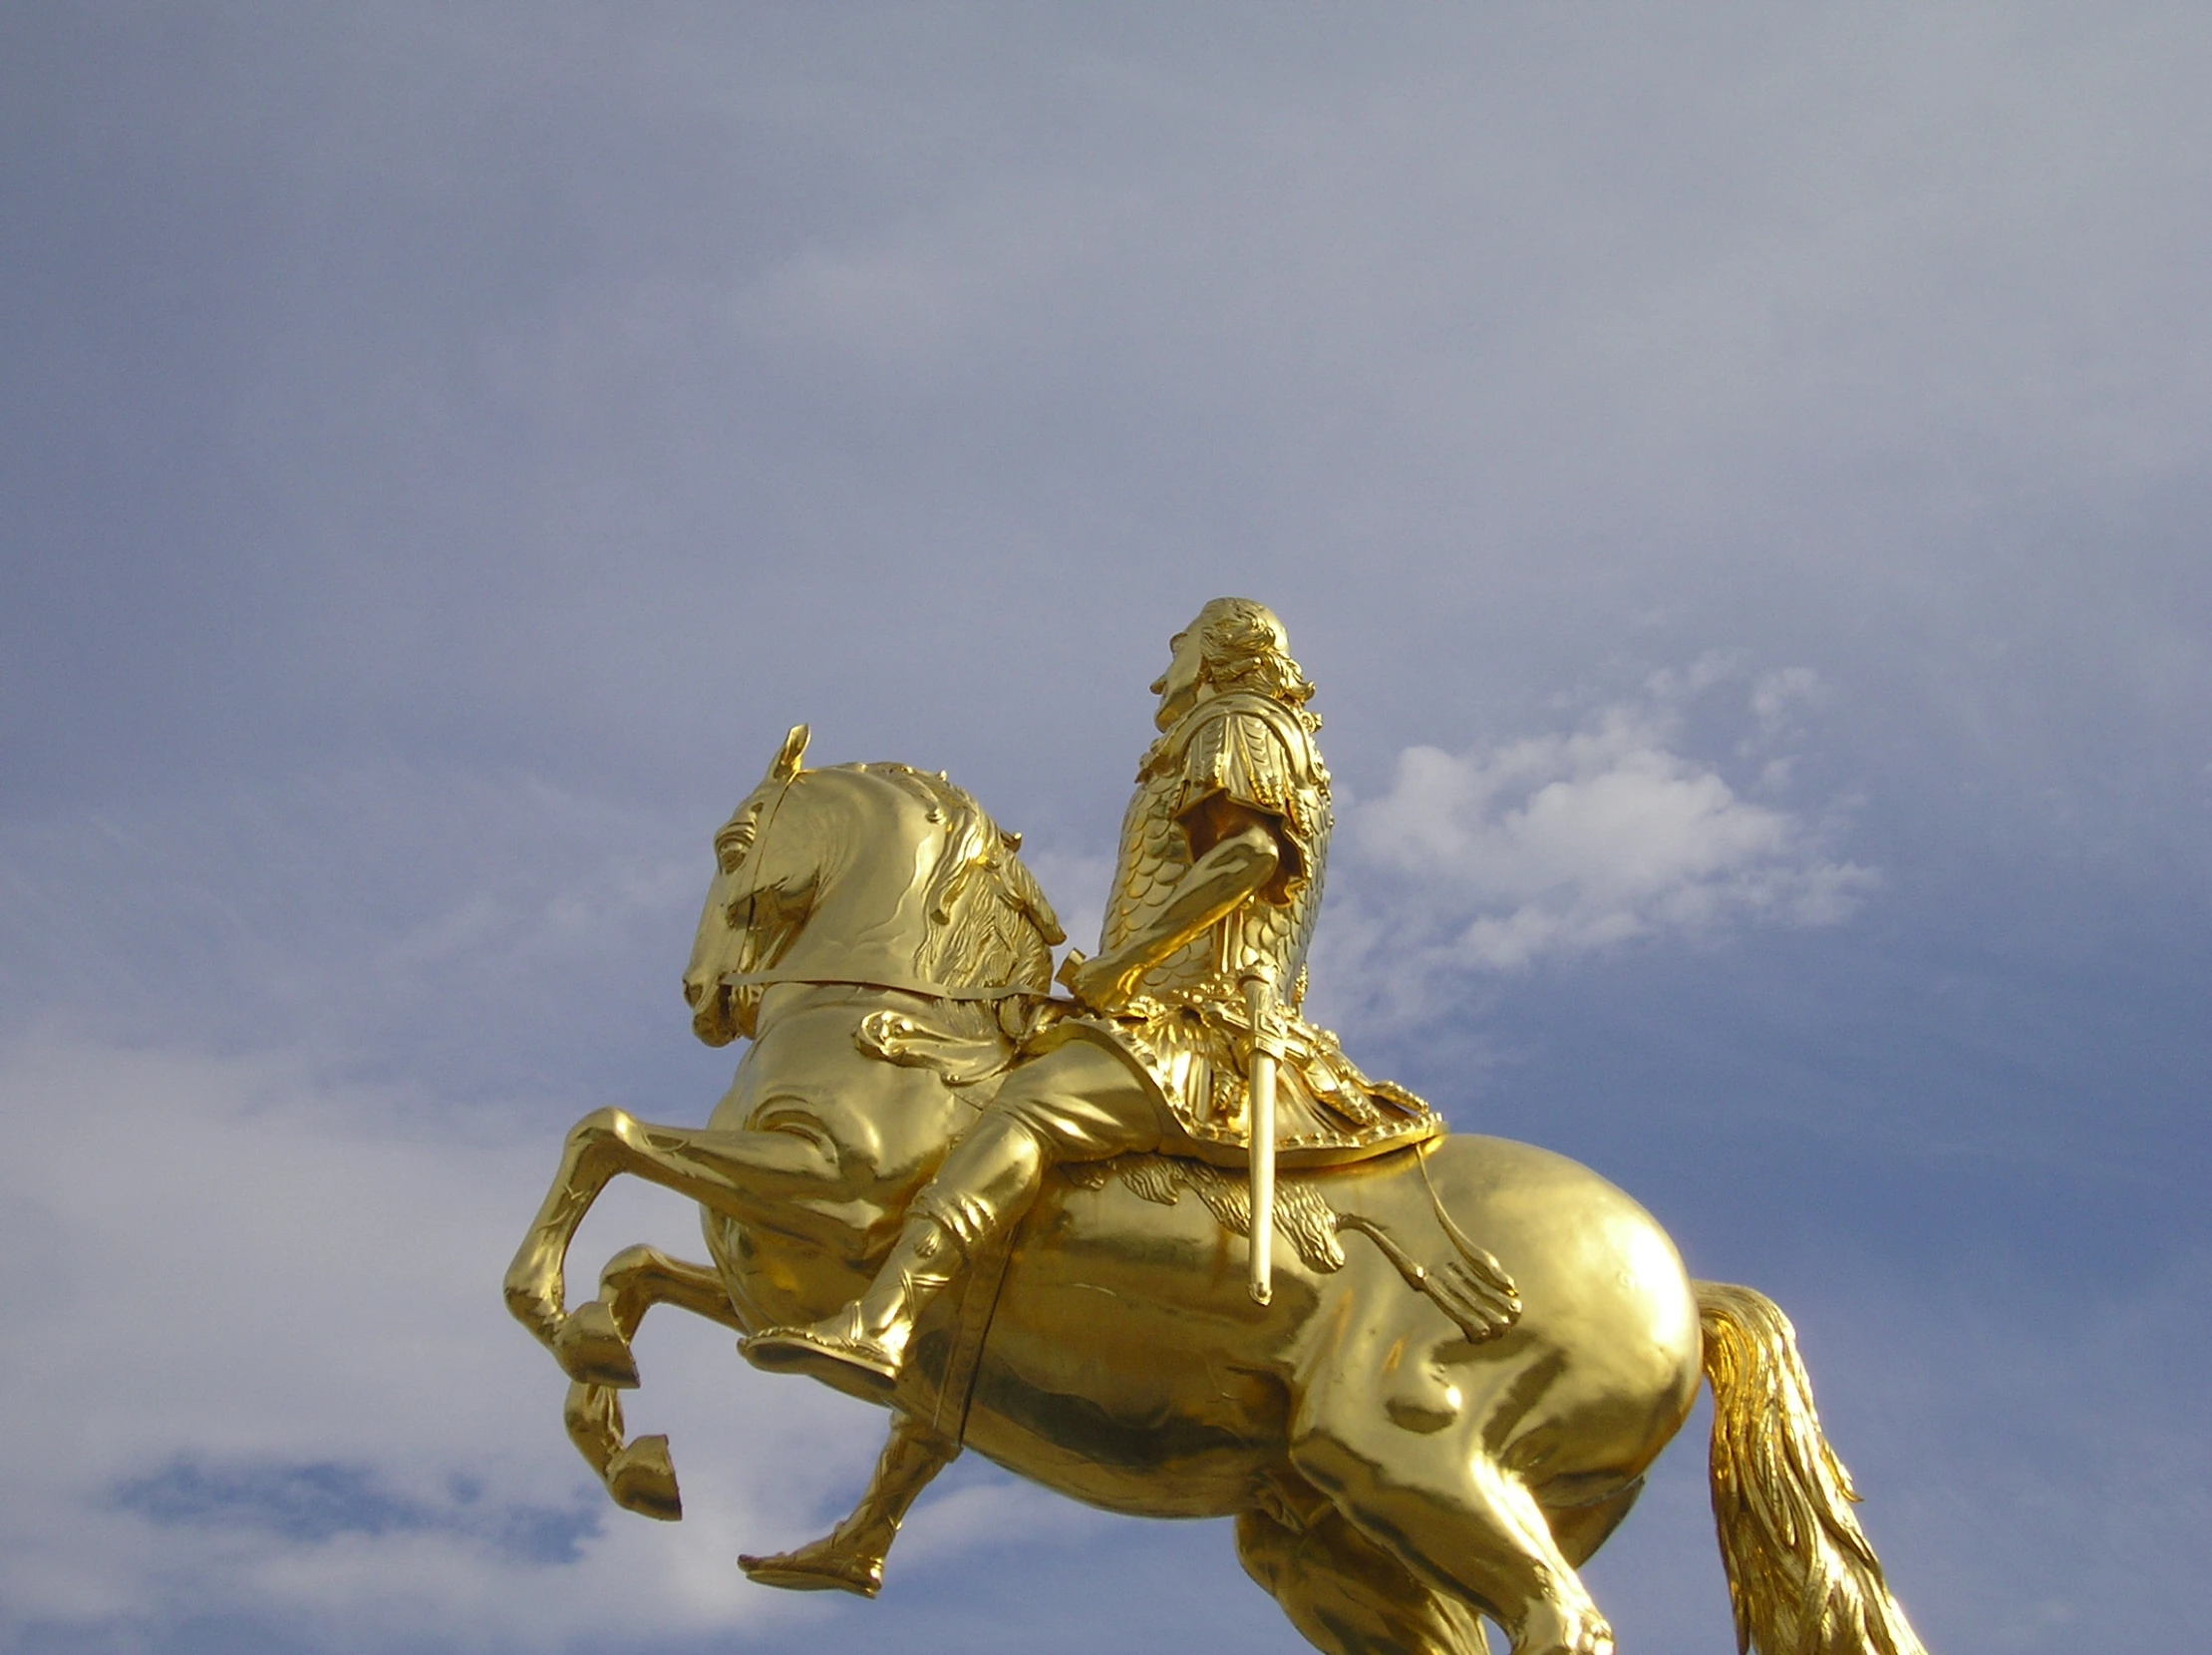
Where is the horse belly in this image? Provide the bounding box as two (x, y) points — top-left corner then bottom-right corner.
(958, 1179), (1295, 1520)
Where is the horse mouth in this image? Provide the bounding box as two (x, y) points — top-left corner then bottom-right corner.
(688, 978), (748, 1047)
(679, 965), (728, 1044)
(688, 894), (798, 1048)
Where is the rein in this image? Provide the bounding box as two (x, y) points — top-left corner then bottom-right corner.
(718, 967), (1050, 1003)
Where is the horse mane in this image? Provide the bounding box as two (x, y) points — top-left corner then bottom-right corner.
(862, 765), (1066, 992)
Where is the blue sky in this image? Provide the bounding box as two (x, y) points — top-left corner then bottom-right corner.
(3, 5), (2208, 1651)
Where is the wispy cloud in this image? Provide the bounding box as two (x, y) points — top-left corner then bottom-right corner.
(1328, 658), (1875, 1007)
(0, 761), (708, 1097)
(0, 1035), (896, 1650)
(3, 5), (2207, 1650)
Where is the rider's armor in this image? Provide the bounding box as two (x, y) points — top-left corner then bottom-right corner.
(739, 607), (1443, 1408)
(1054, 688), (1440, 1166)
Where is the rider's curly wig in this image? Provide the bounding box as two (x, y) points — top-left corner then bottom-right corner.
(1194, 596), (1316, 706)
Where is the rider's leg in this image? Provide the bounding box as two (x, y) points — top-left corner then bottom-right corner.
(743, 1037), (1160, 1390)
(739, 1412), (955, 1598)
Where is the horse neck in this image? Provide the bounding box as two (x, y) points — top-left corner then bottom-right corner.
(763, 789), (947, 991)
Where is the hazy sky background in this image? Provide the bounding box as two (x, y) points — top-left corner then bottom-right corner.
(4, 5), (2208, 1652)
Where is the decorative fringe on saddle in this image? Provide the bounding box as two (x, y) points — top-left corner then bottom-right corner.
(1068, 1154), (1520, 1344)
(1696, 1282), (1928, 1655)
(1067, 1155), (1347, 1272)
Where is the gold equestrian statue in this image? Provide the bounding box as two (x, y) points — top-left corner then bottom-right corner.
(504, 598), (1928, 1655)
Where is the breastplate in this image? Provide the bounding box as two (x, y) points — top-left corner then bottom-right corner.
(1100, 698), (1330, 1006)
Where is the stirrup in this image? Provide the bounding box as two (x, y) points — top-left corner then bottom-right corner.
(742, 1320), (903, 1403)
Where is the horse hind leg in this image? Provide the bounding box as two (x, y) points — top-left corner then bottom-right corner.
(1237, 1500), (1492, 1655)
(1290, 1391), (1614, 1655)
(1543, 1478), (1645, 1570)
(563, 1245), (746, 1522)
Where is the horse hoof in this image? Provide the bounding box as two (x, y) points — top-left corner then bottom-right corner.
(739, 1538), (884, 1598)
(556, 1300), (641, 1389)
(1512, 1601), (1614, 1655)
(606, 1435), (682, 1520)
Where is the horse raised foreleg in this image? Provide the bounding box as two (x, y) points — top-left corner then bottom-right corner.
(564, 1384), (682, 1521)
(563, 1245), (749, 1520)
(504, 1107), (837, 1377)
(557, 1239), (747, 1387)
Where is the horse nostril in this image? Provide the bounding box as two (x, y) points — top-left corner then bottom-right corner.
(683, 978), (705, 1008)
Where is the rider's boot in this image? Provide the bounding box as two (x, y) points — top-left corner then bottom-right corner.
(742, 1113), (1045, 1399)
(739, 1412), (953, 1597)
(743, 1207), (961, 1399)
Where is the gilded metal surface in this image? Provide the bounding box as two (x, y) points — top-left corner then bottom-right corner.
(1244, 973), (1281, 1304)
(1062, 602), (1434, 1165)
(504, 600), (1928, 1655)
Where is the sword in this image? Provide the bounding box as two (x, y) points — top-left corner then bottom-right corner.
(1244, 974), (1280, 1306)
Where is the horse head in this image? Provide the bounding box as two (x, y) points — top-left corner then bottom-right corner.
(683, 725), (816, 1045)
(683, 726), (1065, 1047)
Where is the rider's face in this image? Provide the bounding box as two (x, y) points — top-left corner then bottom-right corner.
(1149, 625), (1207, 728)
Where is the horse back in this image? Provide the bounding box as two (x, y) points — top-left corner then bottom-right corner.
(953, 1135), (1703, 1520)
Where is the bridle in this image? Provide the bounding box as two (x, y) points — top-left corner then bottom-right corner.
(716, 967), (1048, 1003)
(716, 772), (1051, 1006)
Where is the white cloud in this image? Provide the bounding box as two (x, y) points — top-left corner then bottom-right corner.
(1345, 670), (1875, 978)
(0, 1034), (902, 1651)
(895, 1477), (1114, 1570)
(1750, 665), (1830, 737)
(0, 761), (714, 1098)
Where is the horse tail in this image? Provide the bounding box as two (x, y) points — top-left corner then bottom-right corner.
(1694, 1281), (1928, 1655)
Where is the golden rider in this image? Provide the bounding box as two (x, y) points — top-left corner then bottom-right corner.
(743, 597), (1441, 1394)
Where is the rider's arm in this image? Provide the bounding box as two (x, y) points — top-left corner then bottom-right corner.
(1069, 802), (1284, 1009)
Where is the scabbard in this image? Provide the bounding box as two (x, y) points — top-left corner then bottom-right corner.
(1244, 977), (1278, 1306)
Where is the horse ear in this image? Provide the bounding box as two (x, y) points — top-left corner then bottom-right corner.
(769, 724), (810, 782)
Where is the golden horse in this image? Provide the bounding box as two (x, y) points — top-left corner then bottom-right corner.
(504, 733), (1927, 1655)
